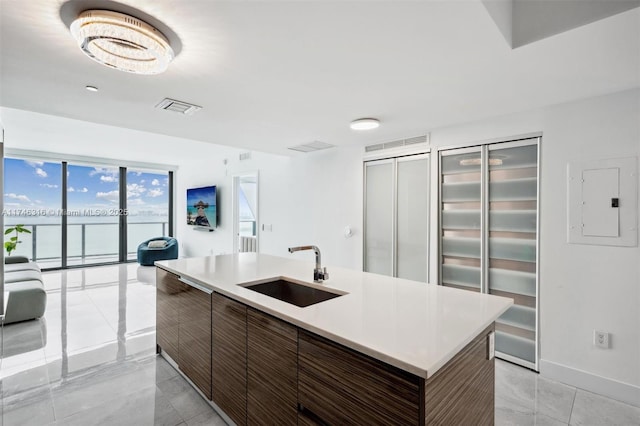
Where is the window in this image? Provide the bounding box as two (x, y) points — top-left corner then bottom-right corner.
(3, 154), (173, 269)
(126, 169), (170, 260)
(3, 158), (63, 268)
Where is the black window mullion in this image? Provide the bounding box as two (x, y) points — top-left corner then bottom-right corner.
(119, 167), (127, 262)
(61, 161), (68, 268)
(168, 171), (174, 237)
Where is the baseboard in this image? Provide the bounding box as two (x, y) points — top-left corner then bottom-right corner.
(540, 359), (640, 408)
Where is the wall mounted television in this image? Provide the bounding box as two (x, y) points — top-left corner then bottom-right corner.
(187, 185), (217, 230)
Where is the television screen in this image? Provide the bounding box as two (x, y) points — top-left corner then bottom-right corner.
(187, 186), (217, 229)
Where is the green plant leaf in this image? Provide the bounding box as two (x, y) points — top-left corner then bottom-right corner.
(10, 236), (17, 241)
(4, 228), (13, 235)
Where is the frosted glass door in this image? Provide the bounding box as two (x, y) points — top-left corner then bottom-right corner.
(396, 155), (429, 282)
(440, 149), (482, 291)
(488, 142), (538, 365)
(440, 139), (539, 369)
(364, 160), (394, 276)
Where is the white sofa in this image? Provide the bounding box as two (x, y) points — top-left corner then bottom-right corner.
(4, 256), (47, 324)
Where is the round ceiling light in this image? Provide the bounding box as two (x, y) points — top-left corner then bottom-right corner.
(70, 10), (174, 75)
(350, 118), (380, 130)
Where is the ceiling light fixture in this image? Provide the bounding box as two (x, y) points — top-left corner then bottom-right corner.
(350, 118), (380, 130)
(70, 10), (174, 75)
(85, 85), (98, 92)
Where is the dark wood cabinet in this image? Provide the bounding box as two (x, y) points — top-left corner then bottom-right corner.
(298, 331), (422, 425)
(179, 283), (212, 400)
(212, 293), (247, 426)
(156, 268), (212, 400)
(247, 309), (298, 425)
(158, 267), (495, 425)
(424, 323), (495, 426)
(299, 325), (495, 426)
(156, 268), (182, 361)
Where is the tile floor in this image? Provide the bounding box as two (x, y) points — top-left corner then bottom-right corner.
(1, 264), (638, 426)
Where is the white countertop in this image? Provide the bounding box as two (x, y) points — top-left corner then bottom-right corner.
(156, 253), (512, 379)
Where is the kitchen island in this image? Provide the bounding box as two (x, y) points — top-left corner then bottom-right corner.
(156, 253), (512, 425)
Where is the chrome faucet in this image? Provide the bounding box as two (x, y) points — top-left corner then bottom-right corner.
(288, 245), (329, 283)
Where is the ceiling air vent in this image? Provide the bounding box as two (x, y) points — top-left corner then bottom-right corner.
(365, 134), (429, 153)
(155, 98), (202, 116)
(288, 141), (335, 153)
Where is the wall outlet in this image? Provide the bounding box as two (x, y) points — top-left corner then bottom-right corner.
(593, 330), (610, 349)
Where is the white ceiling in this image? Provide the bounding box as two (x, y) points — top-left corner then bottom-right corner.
(1, 0), (639, 155)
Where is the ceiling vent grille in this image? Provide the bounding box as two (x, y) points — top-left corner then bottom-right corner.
(364, 134), (429, 153)
(288, 141), (335, 153)
(155, 98), (202, 116)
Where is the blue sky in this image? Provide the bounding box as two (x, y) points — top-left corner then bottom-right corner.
(4, 158), (169, 222)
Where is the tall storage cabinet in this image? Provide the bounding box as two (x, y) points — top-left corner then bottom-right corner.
(364, 153), (429, 282)
(439, 138), (539, 369)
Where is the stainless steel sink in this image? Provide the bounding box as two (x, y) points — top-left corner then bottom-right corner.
(239, 278), (345, 307)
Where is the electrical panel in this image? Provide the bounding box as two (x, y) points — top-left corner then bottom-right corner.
(568, 157), (637, 246)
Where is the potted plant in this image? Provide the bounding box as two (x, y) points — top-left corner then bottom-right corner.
(4, 224), (32, 256)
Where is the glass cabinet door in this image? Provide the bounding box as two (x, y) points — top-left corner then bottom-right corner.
(440, 148), (483, 292)
(488, 142), (538, 366)
(364, 160), (394, 276)
(396, 155), (429, 282)
(364, 154), (429, 281)
(439, 138), (539, 370)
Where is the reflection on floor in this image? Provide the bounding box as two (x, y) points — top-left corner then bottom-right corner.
(1, 264), (638, 426)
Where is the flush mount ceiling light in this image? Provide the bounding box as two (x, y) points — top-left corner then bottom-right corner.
(85, 85), (98, 92)
(70, 10), (174, 75)
(350, 118), (380, 131)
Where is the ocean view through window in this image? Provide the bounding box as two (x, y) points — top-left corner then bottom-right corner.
(3, 156), (172, 269)
(126, 168), (170, 260)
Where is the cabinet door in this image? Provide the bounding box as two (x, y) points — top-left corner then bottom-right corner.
(488, 142), (538, 366)
(298, 331), (421, 425)
(179, 282), (212, 400)
(364, 159), (394, 276)
(424, 324), (495, 425)
(396, 155), (429, 282)
(440, 148), (483, 291)
(156, 268), (182, 361)
(247, 309), (298, 425)
(212, 293), (247, 425)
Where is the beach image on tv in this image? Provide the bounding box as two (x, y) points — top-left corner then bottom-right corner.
(187, 186), (216, 228)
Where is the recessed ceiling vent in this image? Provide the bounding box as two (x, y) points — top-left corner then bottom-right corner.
(155, 98), (202, 116)
(288, 141), (335, 153)
(365, 134), (429, 153)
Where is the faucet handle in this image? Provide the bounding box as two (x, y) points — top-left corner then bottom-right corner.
(313, 267), (329, 283)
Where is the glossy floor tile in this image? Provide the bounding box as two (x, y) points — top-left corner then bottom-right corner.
(496, 359), (577, 424)
(1, 263), (638, 426)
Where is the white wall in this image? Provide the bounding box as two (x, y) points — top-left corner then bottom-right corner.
(223, 147), (363, 269)
(424, 89), (640, 405)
